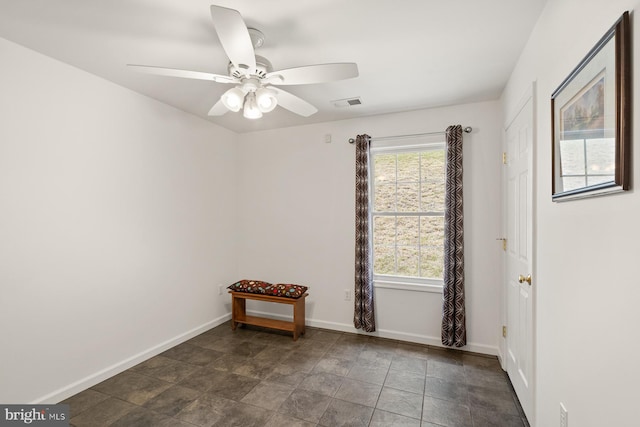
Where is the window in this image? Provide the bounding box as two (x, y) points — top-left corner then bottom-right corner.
(371, 139), (446, 290)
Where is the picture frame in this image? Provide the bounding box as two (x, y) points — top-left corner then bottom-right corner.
(551, 11), (631, 201)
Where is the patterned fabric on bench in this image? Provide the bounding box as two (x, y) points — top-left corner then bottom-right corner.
(228, 280), (308, 299)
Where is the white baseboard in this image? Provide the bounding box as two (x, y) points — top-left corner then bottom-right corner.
(37, 313), (231, 404)
(497, 344), (506, 370)
(246, 309), (498, 356)
(40, 308), (500, 404)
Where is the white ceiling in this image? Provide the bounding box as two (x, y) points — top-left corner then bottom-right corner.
(0, 0), (547, 133)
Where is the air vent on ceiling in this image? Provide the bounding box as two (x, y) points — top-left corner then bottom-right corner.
(331, 97), (362, 108)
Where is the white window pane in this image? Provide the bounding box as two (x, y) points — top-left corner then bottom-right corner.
(421, 180), (445, 212)
(374, 184), (396, 211)
(420, 216), (444, 246)
(421, 150), (445, 180)
(373, 216), (396, 245)
(397, 152), (420, 182)
(421, 150), (445, 212)
(420, 216), (444, 279)
(374, 244), (395, 275)
(420, 245), (444, 279)
(396, 216), (419, 245)
(397, 183), (420, 212)
(397, 246), (419, 277)
(374, 154), (396, 185)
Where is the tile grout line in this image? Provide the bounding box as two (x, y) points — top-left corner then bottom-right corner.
(66, 323), (519, 427)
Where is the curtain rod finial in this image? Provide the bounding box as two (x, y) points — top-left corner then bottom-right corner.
(463, 126), (472, 133)
(348, 138), (355, 144)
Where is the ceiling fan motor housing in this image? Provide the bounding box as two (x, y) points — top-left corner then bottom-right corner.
(228, 55), (273, 79)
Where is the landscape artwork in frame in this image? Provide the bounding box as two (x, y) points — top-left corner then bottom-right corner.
(551, 11), (630, 201)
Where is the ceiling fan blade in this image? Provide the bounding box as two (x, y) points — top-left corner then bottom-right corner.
(208, 99), (229, 116)
(265, 63), (359, 85)
(127, 64), (238, 83)
(210, 5), (256, 76)
(271, 87), (318, 117)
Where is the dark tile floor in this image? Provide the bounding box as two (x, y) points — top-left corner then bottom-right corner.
(63, 322), (529, 426)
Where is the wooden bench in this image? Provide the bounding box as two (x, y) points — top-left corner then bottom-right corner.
(230, 291), (308, 341)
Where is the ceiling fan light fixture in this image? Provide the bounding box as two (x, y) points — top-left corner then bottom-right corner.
(242, 92), (263, 119)
(255, 87), (277, 113)
(221, 87), (245, 112)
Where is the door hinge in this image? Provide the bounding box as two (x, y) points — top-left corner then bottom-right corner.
(502, 152), (507, 164)
(502, 325), (507, 338)
(496, 237), (506, 251)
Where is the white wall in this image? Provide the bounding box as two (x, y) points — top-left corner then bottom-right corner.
(0, 38), (238, 404)
(501, 2), (640, 426)
(237, 101), (503, 355)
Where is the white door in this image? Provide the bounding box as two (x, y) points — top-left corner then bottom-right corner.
(505, 93), (534, 421)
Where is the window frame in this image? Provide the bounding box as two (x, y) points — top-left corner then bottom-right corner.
(369, 138), (446, 293)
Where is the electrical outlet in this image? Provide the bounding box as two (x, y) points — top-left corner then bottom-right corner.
(560, 403), (568, 427)
(218, 284), (224, 295)
(344, 289), (351, 301)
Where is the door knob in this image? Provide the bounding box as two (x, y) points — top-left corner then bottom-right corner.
(518, 274), (532, 285)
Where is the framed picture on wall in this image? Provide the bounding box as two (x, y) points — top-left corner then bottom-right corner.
(551, 11), (631, 201)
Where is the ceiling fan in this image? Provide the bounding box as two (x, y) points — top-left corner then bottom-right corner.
(128, 5), (359, 119)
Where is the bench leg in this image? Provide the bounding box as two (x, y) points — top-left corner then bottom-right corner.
(293, 298), (306, 341)
(231, 296), (246, 331)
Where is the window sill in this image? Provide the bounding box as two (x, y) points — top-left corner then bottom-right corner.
(373, 280), (443, 294)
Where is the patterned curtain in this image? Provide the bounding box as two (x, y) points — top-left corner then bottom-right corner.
(442, 125), (466, 347)
(354, 134), (375, 332)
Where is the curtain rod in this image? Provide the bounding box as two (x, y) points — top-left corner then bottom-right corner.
(348, 126), (472, 144)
